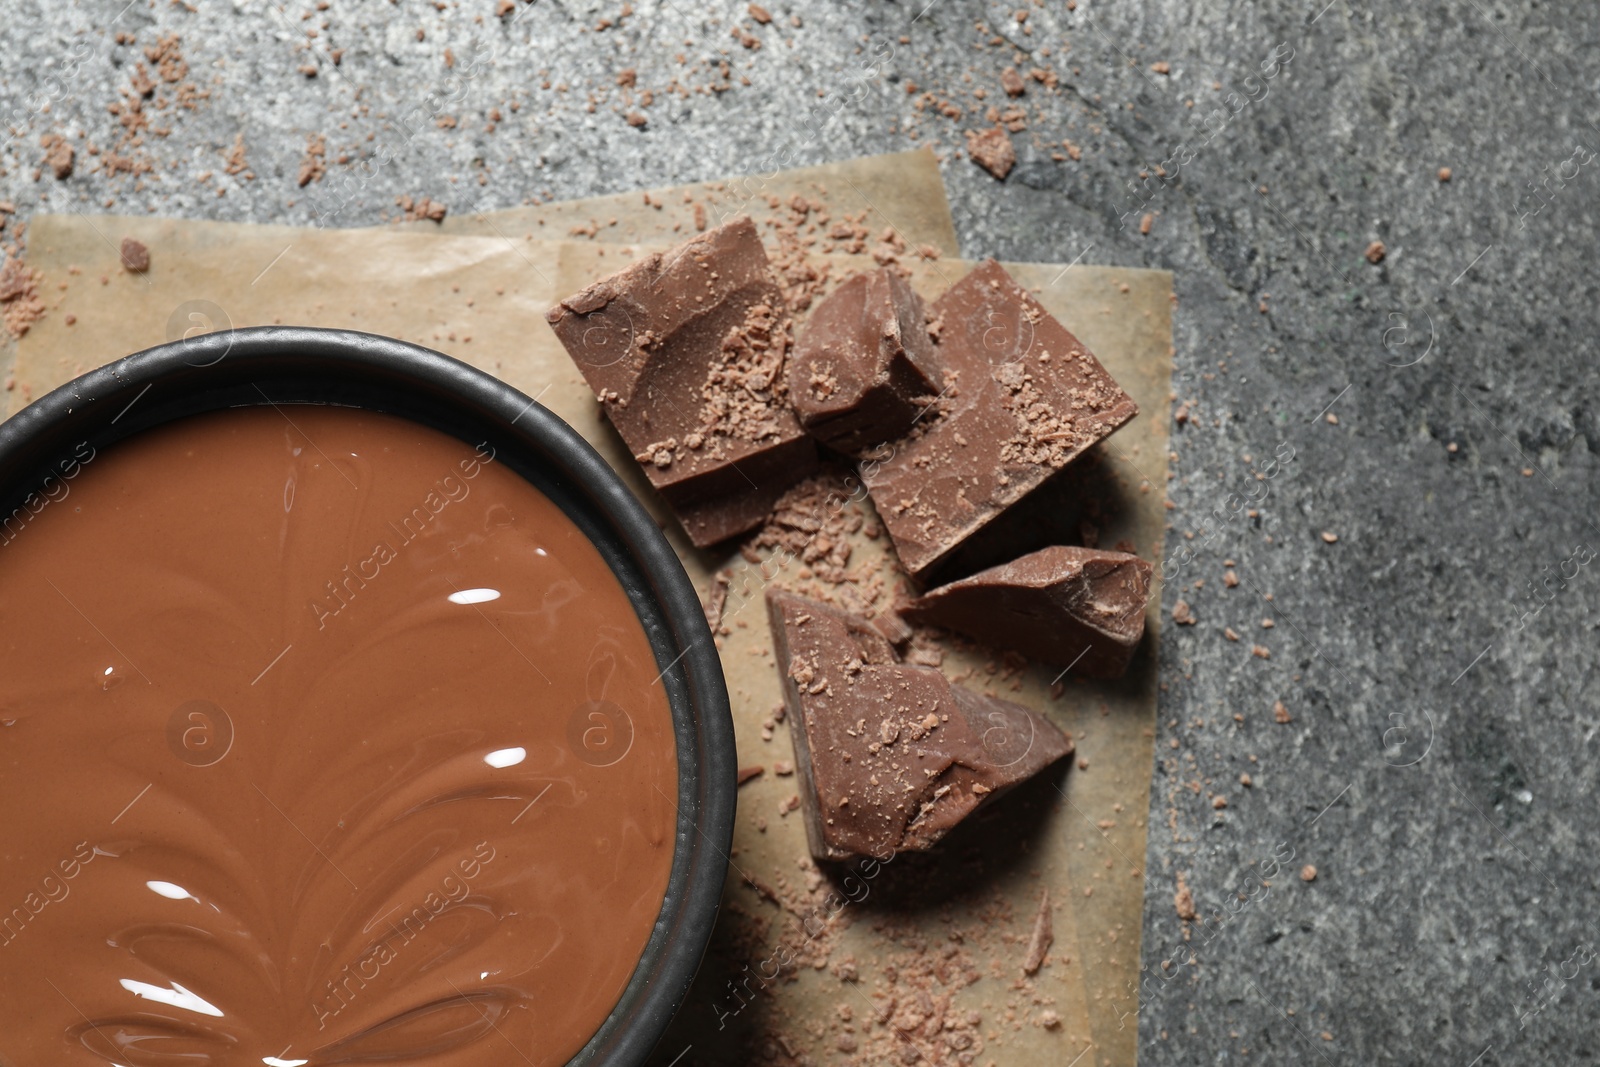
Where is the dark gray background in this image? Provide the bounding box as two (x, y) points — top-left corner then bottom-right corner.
(4, 1), (1596, 1064)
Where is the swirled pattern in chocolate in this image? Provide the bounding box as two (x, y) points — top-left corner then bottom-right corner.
(0, 407), (677, 1066)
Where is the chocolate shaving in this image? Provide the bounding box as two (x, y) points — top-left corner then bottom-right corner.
(1021, 889), (1053, 974)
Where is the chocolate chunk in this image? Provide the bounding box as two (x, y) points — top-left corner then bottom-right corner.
(546, 216), (817, 547)
(767, 588), (1072, 862)
(903, 545), (1152, 679)
(862, 260), (1138, 578)
(788, 268), (942, 454)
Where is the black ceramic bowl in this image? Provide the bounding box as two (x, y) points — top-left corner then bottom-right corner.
(0, 326), (735, 1066)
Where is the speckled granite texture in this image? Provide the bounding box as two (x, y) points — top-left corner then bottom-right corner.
(3, 1), (1597, 1063)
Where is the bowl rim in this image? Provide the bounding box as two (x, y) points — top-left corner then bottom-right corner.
(0, 325), (735, 1066)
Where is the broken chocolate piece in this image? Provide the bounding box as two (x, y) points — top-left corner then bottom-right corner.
(546, 216), (817, 547)
(788, 268), (942, 454)
(903, 545), (1152, 679)
(767, 588), (1072, 863)
(862, 260), (1138, 578)
(868, 605), (914, 647)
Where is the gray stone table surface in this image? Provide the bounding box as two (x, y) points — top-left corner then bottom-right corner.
(3, 1), (1597, 1064)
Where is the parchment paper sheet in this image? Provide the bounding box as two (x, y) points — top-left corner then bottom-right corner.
(6, 153), (1170, 1067)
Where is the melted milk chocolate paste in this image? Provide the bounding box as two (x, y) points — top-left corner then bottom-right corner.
(0, 407), (677, 1066)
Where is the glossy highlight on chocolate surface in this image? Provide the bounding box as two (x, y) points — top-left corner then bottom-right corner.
(0, 405), (678, 1066)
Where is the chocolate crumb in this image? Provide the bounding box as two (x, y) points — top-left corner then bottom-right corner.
(120, 238), (150, 273)
(1364, 240), (1386, 264)
(41, 133), (74, 180)
(0, 257), (47, 338)
(1174, 874), (1197, 921)
(395, 195), (448, 222)
(296, 133), (326, 187)
(965, 127), (1016, 179)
